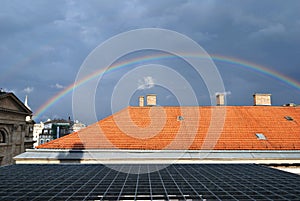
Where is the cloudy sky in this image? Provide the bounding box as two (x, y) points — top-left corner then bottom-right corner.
(1, 0), (300, 124)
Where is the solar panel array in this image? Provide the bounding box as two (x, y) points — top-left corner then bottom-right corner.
(0, 164), (300, 200)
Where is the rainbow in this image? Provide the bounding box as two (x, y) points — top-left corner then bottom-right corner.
(33, 53), (300, 120)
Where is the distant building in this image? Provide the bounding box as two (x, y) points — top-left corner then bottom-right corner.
(35, 119), (70, 147)
(43, 119), (71, 139)
(0, 91), (34, 166)
(33, 122), (44, 148)
(33, 118), (86, 147)
(71, 120), (86, 132)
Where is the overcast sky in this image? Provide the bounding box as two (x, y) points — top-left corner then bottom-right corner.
(1, 0), (300, 124)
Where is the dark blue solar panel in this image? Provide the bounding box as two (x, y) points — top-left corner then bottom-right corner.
(0, 164), (299, 200)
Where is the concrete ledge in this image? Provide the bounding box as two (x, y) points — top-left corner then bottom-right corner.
(14, 149), (300, 164)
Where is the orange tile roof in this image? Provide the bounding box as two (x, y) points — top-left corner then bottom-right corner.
(36, 106), (300, 150)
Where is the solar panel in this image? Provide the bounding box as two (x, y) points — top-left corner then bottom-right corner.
(0, 164), (299, 200)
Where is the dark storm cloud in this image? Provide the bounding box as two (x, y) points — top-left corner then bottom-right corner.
(0, 0), (300, 124)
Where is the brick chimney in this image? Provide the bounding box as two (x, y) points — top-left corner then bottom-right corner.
(139, 96), (144, 107)
(146, 94), (156, 106)
(216, 94), (225, 106)
(253, 93), (271, 106)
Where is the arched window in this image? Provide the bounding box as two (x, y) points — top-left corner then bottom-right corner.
(0, 130), (6, 143)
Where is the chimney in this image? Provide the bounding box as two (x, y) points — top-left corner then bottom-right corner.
(253, 93), (271, 106)
(216, 94), (225, 106)
(139, 96), (144, 107)
(146, 94), (156, 106)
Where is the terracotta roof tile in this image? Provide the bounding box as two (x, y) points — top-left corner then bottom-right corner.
(36, 106), (300, 150)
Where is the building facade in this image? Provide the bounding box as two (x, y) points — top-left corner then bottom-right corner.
(0, 91), (34, 166)
(71, 120), (86, 132)
(33, 119), (86, 147)
(32, 122), (44, 148)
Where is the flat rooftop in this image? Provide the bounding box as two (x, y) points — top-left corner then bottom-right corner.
(1, 164), (300, 200)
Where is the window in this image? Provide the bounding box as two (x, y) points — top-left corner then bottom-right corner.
(255, 133), (267, 140)
(0, 130), (6, 143)
(40, 139), (44, 144)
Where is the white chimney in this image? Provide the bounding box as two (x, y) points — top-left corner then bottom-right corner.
(139, 96), (144, 107)
(146, 94), (156, 106)
(216, 94), (225, 106)
(253, 93), (272, 106)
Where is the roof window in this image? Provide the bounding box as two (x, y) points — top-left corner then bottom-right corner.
(255, 133), (267, 140)
(284, 116), (294, 121)
(177, 116), (184, 121)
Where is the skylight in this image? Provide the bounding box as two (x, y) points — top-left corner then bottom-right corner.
(284, 116), (294, 121)
(255, 133), (267, 140)
(177, 116), (184, 121)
